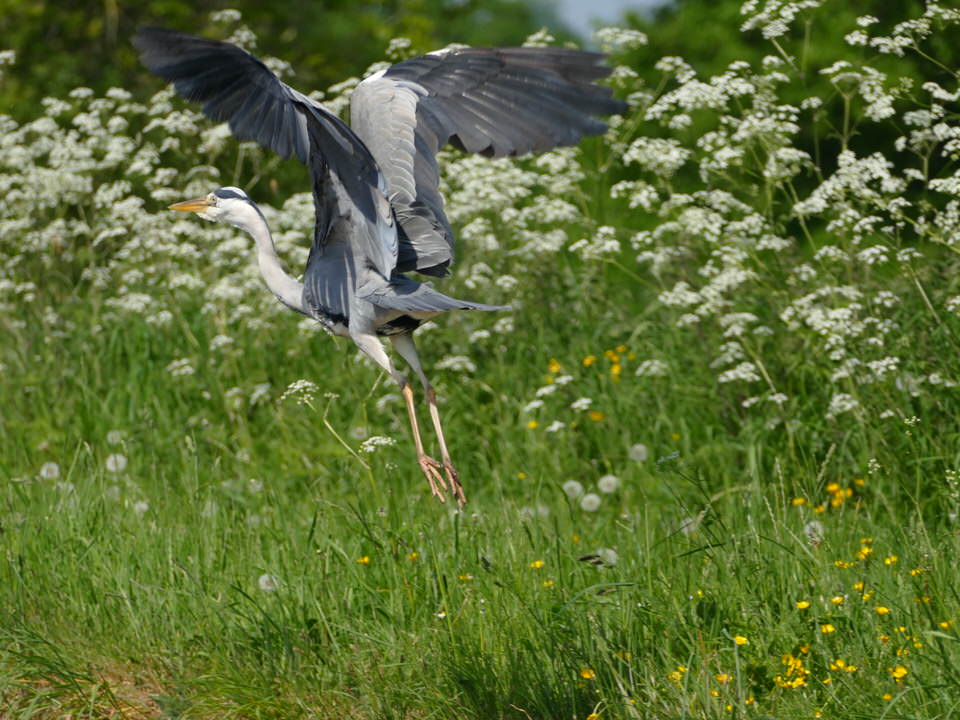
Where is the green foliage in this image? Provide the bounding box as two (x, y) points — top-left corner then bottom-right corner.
(0, 0), (563, 123)
(4, 2), (960, 718)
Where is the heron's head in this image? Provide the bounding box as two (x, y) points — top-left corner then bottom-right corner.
(169, 187), (260, 228)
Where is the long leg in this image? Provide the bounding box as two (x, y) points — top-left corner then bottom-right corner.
(390, 333), (466, 506)
(350, 329), (449, 502)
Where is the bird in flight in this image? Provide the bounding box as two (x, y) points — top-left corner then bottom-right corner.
(134, 27), (625, 506)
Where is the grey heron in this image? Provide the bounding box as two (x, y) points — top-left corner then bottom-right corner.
(134, 27), (625, 506)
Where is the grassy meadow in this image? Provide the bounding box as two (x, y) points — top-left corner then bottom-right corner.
(4, 4), (960, 719)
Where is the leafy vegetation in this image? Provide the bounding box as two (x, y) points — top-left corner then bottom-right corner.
(4, 2), (960, 718)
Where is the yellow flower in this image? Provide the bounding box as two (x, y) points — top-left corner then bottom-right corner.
(796, 600), (811, 610)
(542, 580), (555, 588)
(832, 595), (845, 605)
(939, 619), (954, 630)
(548, 358), (561, 374)
(586, 714), (601, 720)
(826, 482), (841, 494)
(882, 693), (893, 701)
(853, 581), (865, 592)
(884, 555), (899, 565)
(854, 477), (866, 486)
(517, 471), (527, 479)
(791, 497), (807, 506)
(889, 664), (908, 680)
(580, 668), (596, 680)
(458, 573), (474, 581)
(910, 567), (923, 576)
(572, 534), (580, 544)
(745, 696), (755, 705)
(733, 635), (748, 646)
(671, 432), (681, 441)
(616, 345), (628, 353)
(820, 623), (836, 634)
(614, 650), (632, 660)
(527, 420), (539, 429)
(834, 559), (853, 569)
(529, 560), (545, 569)
(357, 555), (370, 565)
(588, 411), (605, 422)
(715, 673), (732, 684)
(407, 552), (419, 561)
(857, 546), (873, 560)
(875, 606), (890, 615)
(582, 355), (597, 367)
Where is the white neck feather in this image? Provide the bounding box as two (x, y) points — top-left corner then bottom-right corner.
(235, 205), (305, 314)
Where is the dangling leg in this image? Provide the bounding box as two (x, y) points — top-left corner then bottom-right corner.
(350, 328), (449, 502)
(390, 333), (466, 507)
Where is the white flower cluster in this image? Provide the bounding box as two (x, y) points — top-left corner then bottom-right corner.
(359, 436), (396, 454)
(596, 0), (960, 426)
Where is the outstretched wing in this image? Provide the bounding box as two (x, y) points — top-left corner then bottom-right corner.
(133, 27), (396, 278)
(350, 47), (626, 277)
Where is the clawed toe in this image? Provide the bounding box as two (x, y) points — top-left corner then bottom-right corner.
(418, 454), (448, 502)
(416, 455), (466, 506)
(443, 459), (466, 507)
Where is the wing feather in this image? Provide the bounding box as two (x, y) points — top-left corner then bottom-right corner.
(351, 46), (626, 276)
(134, 27), (397, 278)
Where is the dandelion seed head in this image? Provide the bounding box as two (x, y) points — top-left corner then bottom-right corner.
(105, 453), (127, 473)
(597, 474), (621, 493)
(580, 493), (602, 512)
(628, 443), (649, 462)
(258, 573), (278, 592)
(562, 480), (585, 499)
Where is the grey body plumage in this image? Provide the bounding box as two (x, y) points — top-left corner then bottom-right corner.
(135, 27), (625, 505)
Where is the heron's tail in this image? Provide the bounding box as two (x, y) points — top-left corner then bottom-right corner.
(358, 274), (509, 313)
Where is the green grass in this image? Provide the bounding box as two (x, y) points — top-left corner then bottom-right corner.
(3, 292), (960, 719)
(6, 6), (960, 716)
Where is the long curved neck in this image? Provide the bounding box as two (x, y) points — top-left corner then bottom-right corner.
(241, 207), (306, 314)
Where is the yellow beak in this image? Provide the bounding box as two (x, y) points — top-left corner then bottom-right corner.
(168, 196), (214, 213)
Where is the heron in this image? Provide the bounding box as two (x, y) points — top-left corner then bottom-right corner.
(134, 27), (625, 506)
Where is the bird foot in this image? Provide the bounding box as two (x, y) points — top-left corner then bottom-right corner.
(443, 458), (467, 508)
(418, 454), (448, 503)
